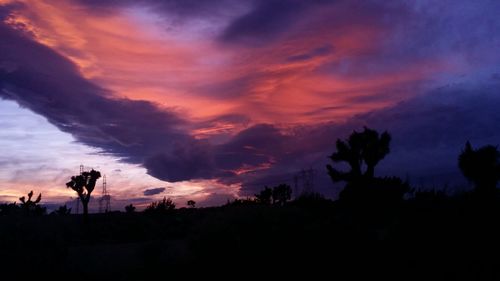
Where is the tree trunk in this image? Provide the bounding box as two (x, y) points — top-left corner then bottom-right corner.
(82, 202), (89, 222)
(365, 165), (375, 179)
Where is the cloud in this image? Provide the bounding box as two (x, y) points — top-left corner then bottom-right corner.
(218, 0), (310, 45)
(76, 0), (243, 18)
(287, 45), (333, 62)
(143, 187), (166, 196)
(0, 16), (209, 182)
(1, 0), (500, 204)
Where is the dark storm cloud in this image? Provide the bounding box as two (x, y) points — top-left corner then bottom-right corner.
(219, 0), (307, 45)
(214, 124), (288, 171)
(0, 19), (209, 182)
(143, 187), (166, 196)
(144, 139), (215, 182)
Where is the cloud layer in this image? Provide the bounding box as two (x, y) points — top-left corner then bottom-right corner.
(1, 0), (500, 204)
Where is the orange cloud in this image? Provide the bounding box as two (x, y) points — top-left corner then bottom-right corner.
(3, 0), (449, 133)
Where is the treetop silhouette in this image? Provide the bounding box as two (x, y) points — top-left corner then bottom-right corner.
(327, 127), (391, 183)
(187, 200), (196, 208)
(66, 169), (101, 219)
(19, 190), (46, 215)
(255, 184), (292, 206)
(459, 141), (500, 195)
(145, 197), (176, 214)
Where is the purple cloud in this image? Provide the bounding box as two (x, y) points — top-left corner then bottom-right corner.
(143, 187), (166, 196)
(1, 0), (500, 202)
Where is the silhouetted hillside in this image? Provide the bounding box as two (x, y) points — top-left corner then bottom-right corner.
(2, 194), (500, 280)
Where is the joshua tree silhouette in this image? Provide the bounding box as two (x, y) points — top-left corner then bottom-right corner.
(327, 127), (391, 183)
(19, 190), (45, 215)
(66, 169), (101, 219)
(459, 141), (500, 196)
(326, 128), (407, 202)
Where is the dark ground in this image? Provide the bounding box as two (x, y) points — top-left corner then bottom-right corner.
(2, 195), (500, 280)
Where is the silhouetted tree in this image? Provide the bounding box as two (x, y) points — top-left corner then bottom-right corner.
(144, 197), (176, 214)
(65, 169), (101, 220)
(272, 184), (292, 206)
(19, 191), (46, 215)
(326, 128), (409, 203)
(187, 200), (196, 208)
(125, 204), (136, 213)
(362, 128), (391, 178)
(459, 141), (500, 196)
(255, 187), (273, 205)
(0, 202), (19, 216)
(52, 205), (71, 215)
(327, 127), (391, 183)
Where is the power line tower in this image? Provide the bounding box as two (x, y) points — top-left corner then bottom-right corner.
(296, 168), (316, 196)
(306, 168), (315, 194)
(99, 175), (111, 213)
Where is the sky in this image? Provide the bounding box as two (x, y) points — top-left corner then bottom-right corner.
(1, 0), (500, 211)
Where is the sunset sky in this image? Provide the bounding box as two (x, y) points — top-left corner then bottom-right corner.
(1, 0), (500, 210)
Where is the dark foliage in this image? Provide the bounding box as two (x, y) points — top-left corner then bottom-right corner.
(187, 200), (196, 208)
(255, 186), (273, 205)
(224, 197), (259, 207)
(125, 204), (136, 213)
(0, 191), (46, 216)
(291, 192), (331, 207)
(459, 141), (500, 196)
(52, 205), (71, 216)
(255, 184), (292, 206)
(271, 183), (292, 206)
(144, 197), (176, 214)
(339, 176), (410, 205)
(0, 202), (19, 216)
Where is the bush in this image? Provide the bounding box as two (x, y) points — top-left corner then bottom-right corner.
(144, 197), (176, 214)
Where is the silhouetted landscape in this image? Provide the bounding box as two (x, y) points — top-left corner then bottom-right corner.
(2, 1), (500, 279)
(2, 128), (500, 280)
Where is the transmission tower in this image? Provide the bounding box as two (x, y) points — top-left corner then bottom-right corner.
(99, 175), (111, 213)
(295, 168), (316, 196)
